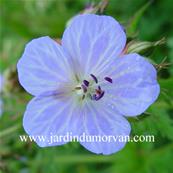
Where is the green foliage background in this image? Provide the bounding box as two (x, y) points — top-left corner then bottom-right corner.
(0, 0), (173, 173)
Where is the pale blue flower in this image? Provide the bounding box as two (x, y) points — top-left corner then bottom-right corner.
(17, 14), (160, 155)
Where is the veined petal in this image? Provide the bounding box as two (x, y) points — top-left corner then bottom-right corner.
(62, 14), (126, 77)
(105, 53), (160, 116)
(17, 36), (71, 96)
(23, 95), (83, 147)
(80, 101), (131, 155)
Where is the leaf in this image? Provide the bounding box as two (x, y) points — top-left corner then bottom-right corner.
(126, 1), (152, 37)
(131, 102), (173, 141)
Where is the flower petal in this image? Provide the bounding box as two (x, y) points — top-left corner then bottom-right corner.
(23, 95), (83, 147)
(17, 36), (71, 96)
(105, 53), (160, 116)
(80, 101), (131, 155)
(62, 14), (126, 76)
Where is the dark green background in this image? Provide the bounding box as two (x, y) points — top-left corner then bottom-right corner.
(0, 0), (173, 173)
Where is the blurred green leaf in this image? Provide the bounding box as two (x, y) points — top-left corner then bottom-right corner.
(126, 1), (152, 37)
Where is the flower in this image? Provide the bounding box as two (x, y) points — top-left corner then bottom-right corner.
(17, 14), (160, 155)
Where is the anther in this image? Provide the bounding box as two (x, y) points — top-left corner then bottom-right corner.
(75, 86), (82, 90)
(91, 90), (105, 101)
(90, 74), (98, 83)
(104, 77), (113, 83)
(96, 91), (105, 101)
(83, 80), (89, 87)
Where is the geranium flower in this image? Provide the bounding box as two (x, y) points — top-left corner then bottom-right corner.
(17, 14), (160, 155)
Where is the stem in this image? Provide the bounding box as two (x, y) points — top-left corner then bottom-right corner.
(0, 123), (21, 138)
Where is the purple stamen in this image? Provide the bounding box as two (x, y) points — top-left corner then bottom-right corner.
(81, 84), (87, 93)
(95, 91), (105, 101)
(91, 90), (105, 101)
(97, 91), (105, 100)
(83, 80), (89, 87)
(90, 74), (98, 83)
(104, 77), (113, 83)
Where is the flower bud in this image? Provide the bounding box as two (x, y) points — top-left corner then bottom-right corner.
(125, 38), (165, 54)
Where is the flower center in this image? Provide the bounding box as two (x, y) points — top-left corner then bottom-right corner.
(74, 74), (113, 101)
